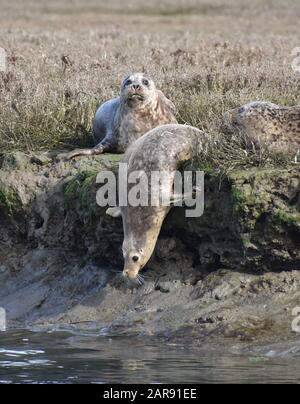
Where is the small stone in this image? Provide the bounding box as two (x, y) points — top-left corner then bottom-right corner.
(31, 154), (51, 166)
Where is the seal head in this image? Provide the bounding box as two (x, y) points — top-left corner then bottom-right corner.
(120, 73), (158, 107)
(122, 206), (168, 280)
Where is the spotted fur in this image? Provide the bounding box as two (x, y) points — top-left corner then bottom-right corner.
(223, 101), (300, 161)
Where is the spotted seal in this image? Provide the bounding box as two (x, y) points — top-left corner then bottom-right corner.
(107, 124), (207, 281)
(64, 73), (177, 159)
(223, 101), (300, 162)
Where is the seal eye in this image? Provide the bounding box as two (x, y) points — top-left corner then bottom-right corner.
(124, 79), (132, 87)
(132, 255), (139, 263)
(142, 79), (149, 86)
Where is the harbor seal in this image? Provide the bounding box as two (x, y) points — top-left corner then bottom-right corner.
(112, 124), (207, 281)
(64, 73), (177, 159)
(222, 101), (300, 163)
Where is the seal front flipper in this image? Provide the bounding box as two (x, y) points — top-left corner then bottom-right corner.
(170, 186), (203, 206)
(106, 207), (122, 218)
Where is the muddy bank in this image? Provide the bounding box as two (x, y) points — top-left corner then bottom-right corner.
(0, 152), (299, 344)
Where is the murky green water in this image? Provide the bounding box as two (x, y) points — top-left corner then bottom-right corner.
(0, 330), (300, 384)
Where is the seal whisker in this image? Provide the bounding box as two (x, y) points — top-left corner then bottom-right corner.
(136, 274), (145, 285)
(140, 273), (151, 279)
(110, 269), (122, 274)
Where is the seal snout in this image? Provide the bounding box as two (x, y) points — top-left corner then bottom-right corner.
(122, 268), (138, 279)
(128, 84), (144, 100)
(132, 84), (141, 91)
(122, 251), (144, 281)
(122, 256), (141, 280)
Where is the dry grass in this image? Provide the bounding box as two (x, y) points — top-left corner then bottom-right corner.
(1, 0), (300, 168)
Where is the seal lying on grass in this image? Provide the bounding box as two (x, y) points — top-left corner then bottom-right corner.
(107, 124), (207, 282)
(223, 101), (300, 163)
(64, 73), (177, 159)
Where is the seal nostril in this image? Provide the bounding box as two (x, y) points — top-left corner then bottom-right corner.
(132, 256), (139, 262)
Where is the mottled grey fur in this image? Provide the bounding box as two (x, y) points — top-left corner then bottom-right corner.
(64, 73), (177, 159)
(223, 101), (300, 162)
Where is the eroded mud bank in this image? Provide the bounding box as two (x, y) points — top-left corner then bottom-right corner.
(0, 152), (299, 345)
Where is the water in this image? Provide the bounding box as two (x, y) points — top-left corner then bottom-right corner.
(0, 330), (300, 384)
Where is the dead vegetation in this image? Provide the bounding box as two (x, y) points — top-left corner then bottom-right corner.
(0, 0), (300, 169)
